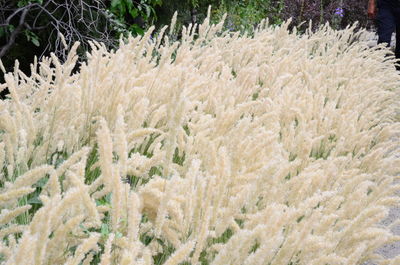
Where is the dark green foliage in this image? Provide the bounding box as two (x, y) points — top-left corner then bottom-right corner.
(85, 146), (101, 185)
(199, 250), (210, 265)
(296, 215), (305, 223)
(249, 240), (260, 253)
(129, 133), (161, 159)
(210, 228), (233, 244)
(109, 0), (162, 36)
(173, 147), (185, 166)
(15, 173), (48, 225)
(153, 239), (176, 265)
(212, 0), (286, 32)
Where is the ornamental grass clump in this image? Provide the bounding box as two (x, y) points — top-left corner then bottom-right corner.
(0, 10), (400, 265)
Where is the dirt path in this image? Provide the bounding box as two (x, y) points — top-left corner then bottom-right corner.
(364, 133), (400, 264)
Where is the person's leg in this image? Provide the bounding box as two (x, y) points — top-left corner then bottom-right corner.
(394, 6), (400, 60)
(376, 2), (396, 47)
(390, 4), (400, 70)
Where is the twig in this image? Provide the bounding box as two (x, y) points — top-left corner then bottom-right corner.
(0, 7), (30, 58)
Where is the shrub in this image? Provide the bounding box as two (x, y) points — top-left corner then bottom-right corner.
(159, 1), (372, 34)
(0, 13), (399, 265)
(281, 0), (372, 31)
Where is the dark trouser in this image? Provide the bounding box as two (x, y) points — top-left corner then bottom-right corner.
(377, 0), (400, 65)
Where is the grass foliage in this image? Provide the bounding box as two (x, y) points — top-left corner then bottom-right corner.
(0, 11), (400, 265)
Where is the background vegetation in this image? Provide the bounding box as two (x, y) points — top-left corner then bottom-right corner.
(1, 0), (372, 92)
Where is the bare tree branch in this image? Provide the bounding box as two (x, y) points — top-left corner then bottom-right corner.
(0, 0), (121, 61)
(0, 6), (30, 58)
(0, 2), (36, 27)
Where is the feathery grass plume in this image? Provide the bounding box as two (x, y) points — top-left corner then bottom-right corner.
(11, 165), (53, 189)
(169, 11), (178, 36)
(100, 233), (115, 265)
(45, 215), (85, 264)
(154, 175), (176, 237)
(114, 105), (128, 179)
(163, 240), (195, 265)
(0, 187), (34, 206)
(96, 118), (113, 182)
(0, 224), (26, 240)
(64, 233), (100, 265)
(6, 233), (36, 265)
(0, 240), (12, 261)
(98, 118), (124, 232)
(0, 205), (31, 226)
(0, 142), (4, 177)
(82, 252), (95, 265)
(127, 192), (141, 242)
(190, 181), (212, 263)
(0, 7), (400, 265)
(66, 170), (101, 227)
